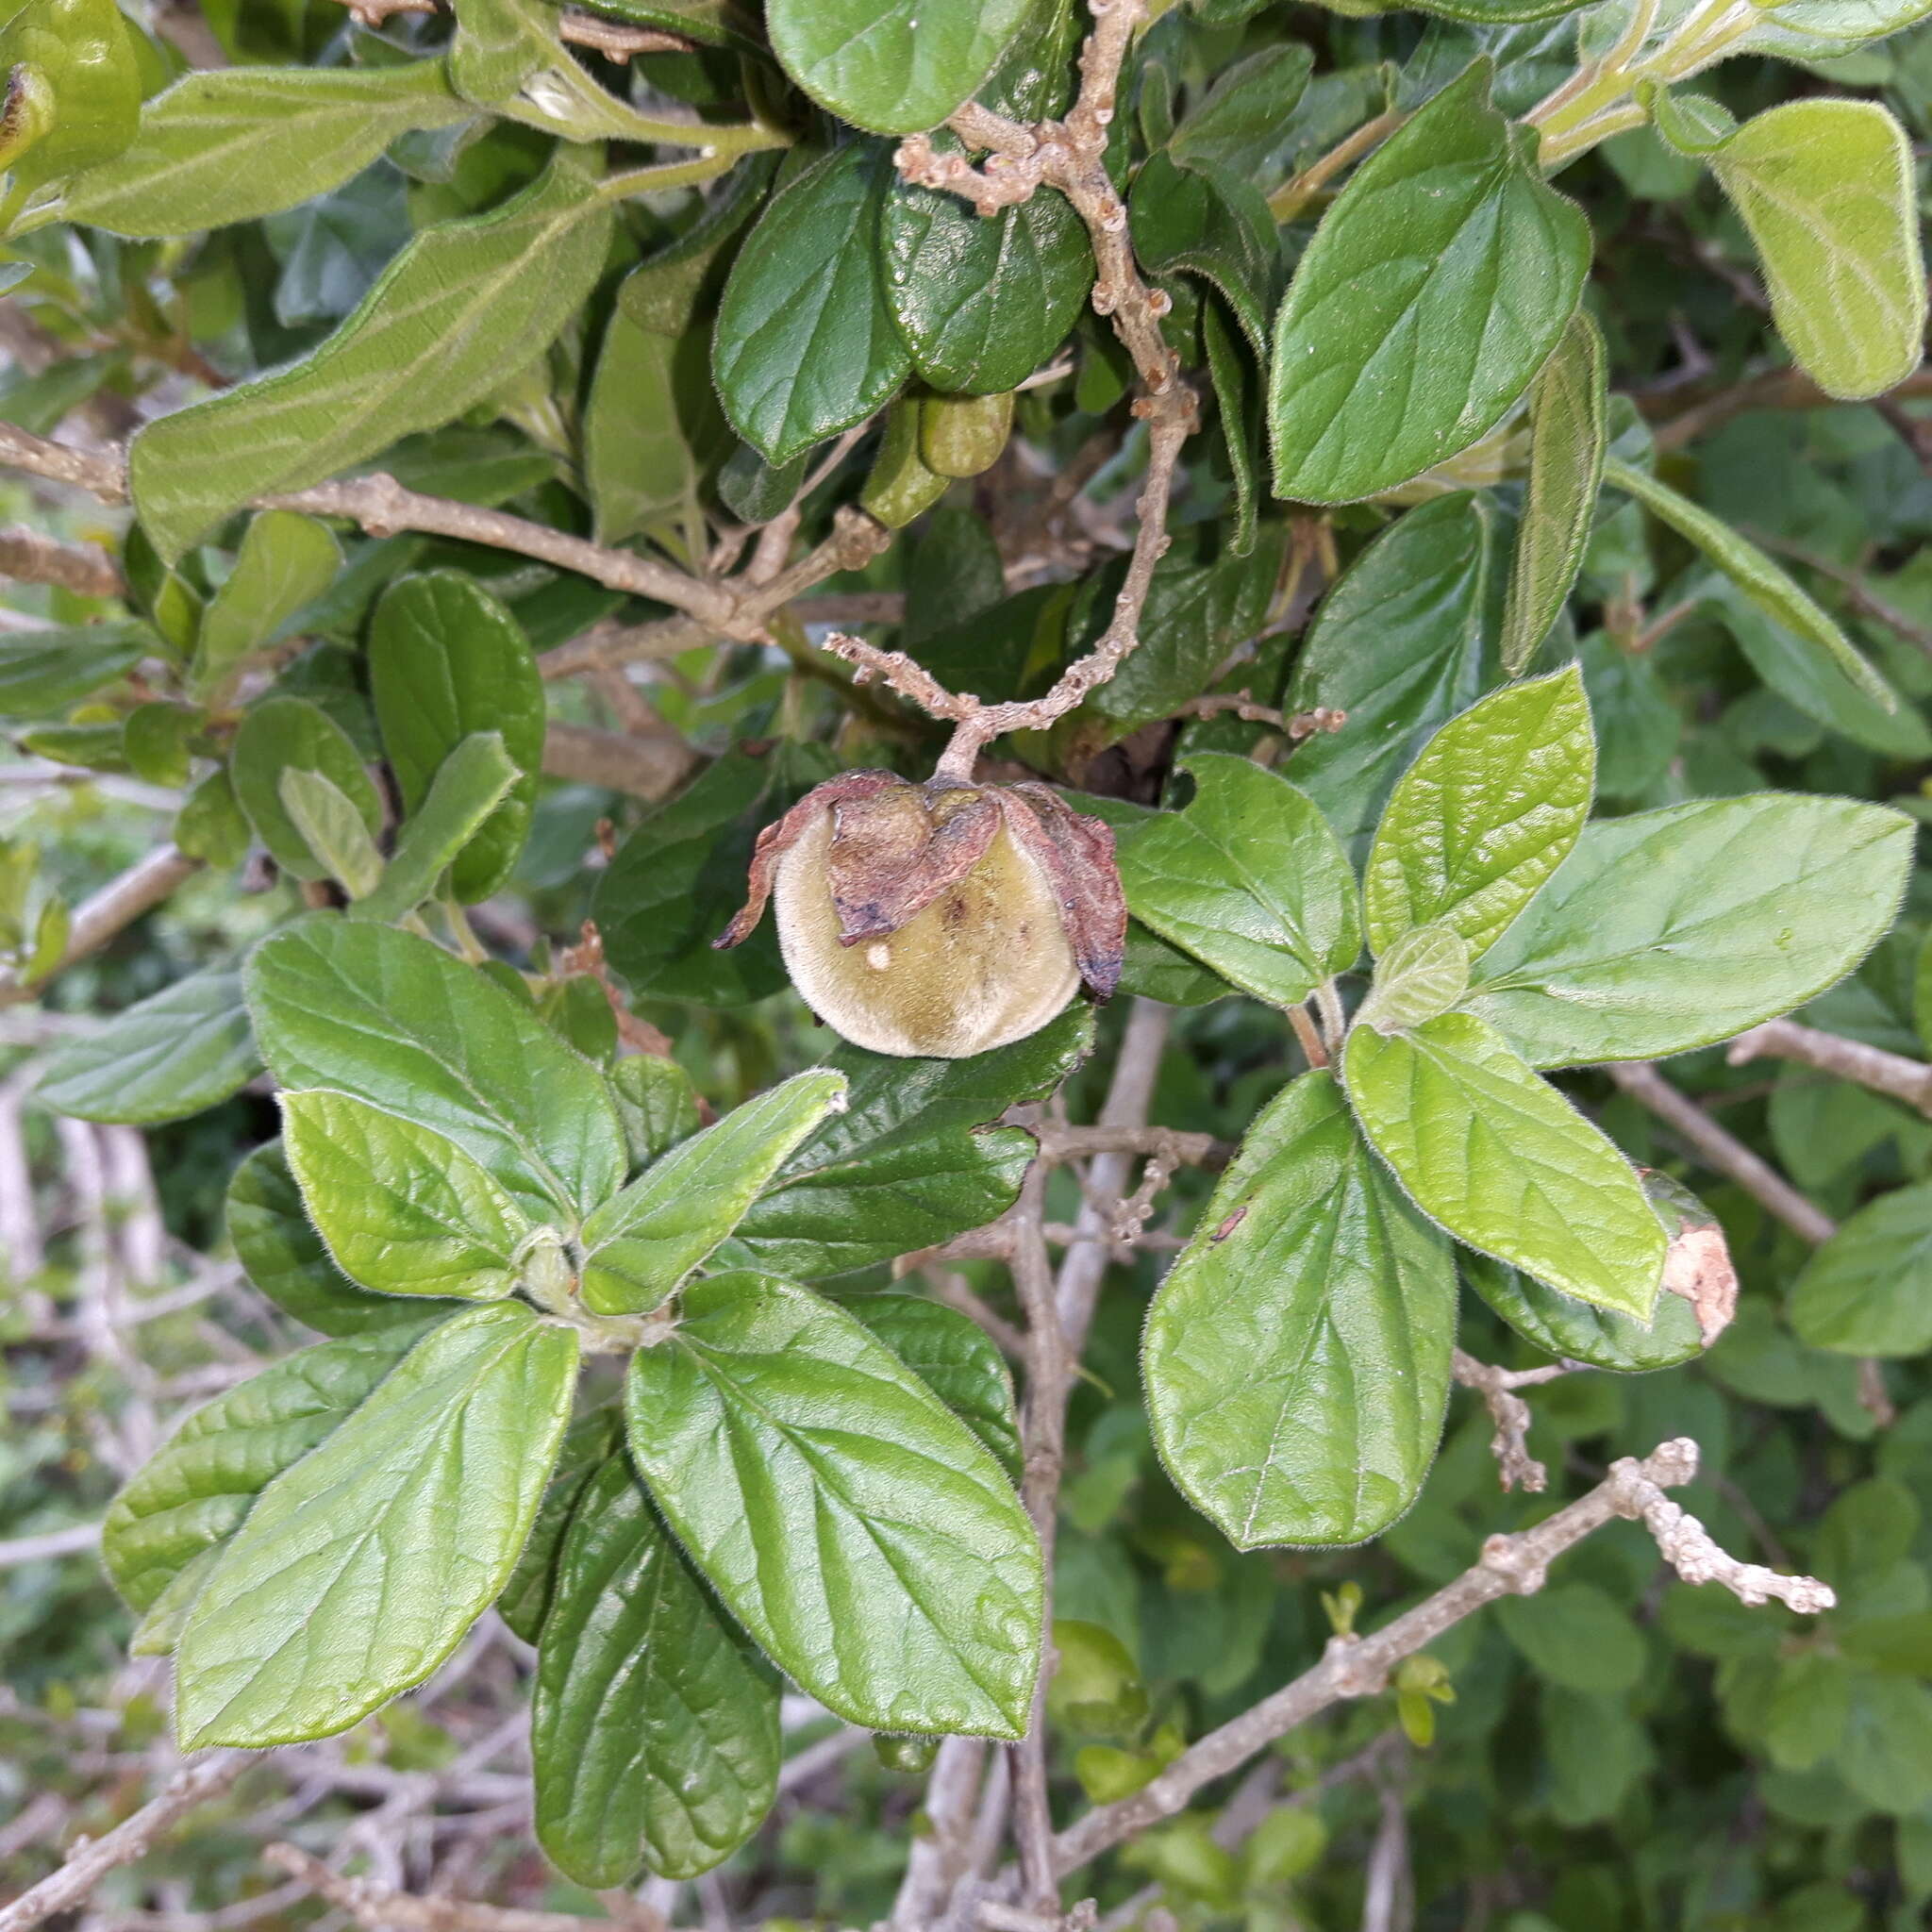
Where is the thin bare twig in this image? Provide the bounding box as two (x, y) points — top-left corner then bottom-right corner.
(0, 524), (125, 598)
(263, 1845), (648, 1932)
(0, 844), (201, 1011)
(1451, 1350), (1576, 1494)
(1267, 109), (1404, 224)
(0, 1520), (102, 1568)
(1727, 1017), (1932, 1120)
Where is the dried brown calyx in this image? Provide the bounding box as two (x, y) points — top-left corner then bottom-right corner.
(716, 770), (1126, 1058)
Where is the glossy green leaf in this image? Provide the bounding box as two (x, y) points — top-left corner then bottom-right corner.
(1144, 1071), (1456, 1548)
(1269, 61), (1590, 504)
(719, 1007), (1093, 1280)
(497, 1408), (621, 1644)
(767, 0), (1032, 135)
(1709, 100), (1924, 403)
(176, 1301), (576, 1747)
(1343, 1011), (1666, 1317)
(0, 0), (140, 192)
(880, 142), (1089, 395)
(851, 1293), (1022, 1474)
(609, 1056), (702, 1176)
(1129, 151), (1275, 354)
(36, 59), (470, 239)
(280, 1090), (533, 1300)
(1502, 310), (1607, 675)
(230, 697), (383, 885)
(39, 968), (258, 1125)
(1603, 457), (1895, 715)
(625, 1274), (1041, 1738)
(713, 146), (911, 468)
(1462, 1251), (1705, 1373)
(279, 769), (385, 900)
(244, 918), (626, 1222)
(1286, 493), (1507, 852)
(1114, 754), (1361, 1008)
(194, 512), (341, 695)
(1170, 44), (1314, 176)
(0, 622), (150, 719)
(1362, 667), (1594, 961)
(129, 146), (614, 562)
(579, 1070), (848, 1316)
(533, 1452), (780, 1885)
(1791, 1181), (1932, 1357)
(1465, 795), (1914, 1067)
(227, 1141), (447, 1338)
(103, 1319), (438, 1615)
(1356, 924), (1470, 1038)
(353, 733), (519, 925)
(369, 573), (544, 905)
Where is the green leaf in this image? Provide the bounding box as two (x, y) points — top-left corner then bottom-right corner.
(230, 697), (383, 885)
(850, 1293), (1022, 1474)
(533, 1452), (781, 1885)
(1114, 753), (1361, 1008)
(1356, 924), (1470, 1038)
(712, 145), (912, 468)
(625, 1273), (1042, 1738)
(1766, 1652), (1852, 1770)
(1129, 151), (1276, 355)
(368, 573), (544, 905)
(719, 1007), (1093, 1280)
(0, 0), (140, 192)
(0, 622), (150, 718)
(1496, 1584), (1644, 1693)
(1268, 61), (1590, 504)
(129, 146), (614, 562)
(1791, 1180), (1932, 1357)
(39, 967), (259, 1125)
(1286, 492), (1507, 853)
(767, 0), (1032, 135)
(1202, 296), (1260, 558)
(176, 768), (249, 870)
(103, 1319), (439, 1616)
(176, 1302), (576, 1747)
(1170, 44), (1314, 177)
(1501, 310), (1607, 675)
(280, 1090), (534, 1300)
(279, 769), (386, 900)
(1362, 666), (1594, 961)
(194, 511), (342, 696)
(609, 1056), (703, 1175)
(583, 301), (704, 548)
(227, 1141), (448, 1338)
(244, 917), (627, 1222)
(1343, 1011), (1666, 1316)
(579, 1070), (849, 1316)
(879, 140), (1090, 395)
(497, 1408), (621, 1644)
(1708, 100), (1924, 403)
(1602, 457), (1896, 716)
(1465, 795), (1914, 1067)
(30, 58), (471, 238)
(1143, 1070), (1456, 1547)
(352, 733), (519, 925)
(1461, 1252), (1704, 1374)
(1837, 1673), (1932, 1815)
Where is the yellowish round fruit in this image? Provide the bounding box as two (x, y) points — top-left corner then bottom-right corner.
(774, 808), (1079, 1058)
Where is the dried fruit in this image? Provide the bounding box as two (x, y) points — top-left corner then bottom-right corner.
(716, 770), (1125, 1058)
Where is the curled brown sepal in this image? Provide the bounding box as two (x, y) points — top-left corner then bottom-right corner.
(1000, 783), (1127, 1001)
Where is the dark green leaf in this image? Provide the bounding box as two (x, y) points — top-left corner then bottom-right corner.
(1202, 295), (1259, 558)
(1129, 151), (1275, 355)
(1791, 1180), (1932, 1357)
(1170, 45), (1315, 177)
(1462, 1251), (1704, 1373)
(851, 1293), (1022, 1473)
(1497, 1584), (1644, 1693)
(497, 1408), (621, 1644)
(609, 1056), (703, 1175)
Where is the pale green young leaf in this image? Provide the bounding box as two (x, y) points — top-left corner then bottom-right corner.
(1791, 1181), (1932, 1357)
(102, 1319), (439, 1616)
(30, 60), (472, 238)
(1501, 310), (1607, 675)
(1143, 1071), (1456, 1548)
(580, 1070), (848, 1315)
(351, 734), (519, 926)
(851, 1293), (1023, 1474)
(1356, 924), (1470, 1038)
(1114, 754), (1361, 1008)
(1603, 457), (1896, 714)
(1269, 61), (1591, 503)
(1343, 1011), (1666, 1317)
(712, 146), (912, 468)
(193, 511), (342, 695)
(129, 147), (614, 562)
(279, 1091), (534, 1301)
(244, 918), (627, 1222)
(279, 770), (385, 901)
(1465, 795), (1914, 1067)
(533, 1453), (780, 1885)
(1709, 99), (1924, 403)
(39, 967), (258, 1125)
(1363, 667), (1594, 960)
(625, 1273), (1042, 1738)
(767, 0), (1033, 135)
(584, 302), (704, 549)
(176, 1302), (576, 1748)
(230, 697), (383, 886)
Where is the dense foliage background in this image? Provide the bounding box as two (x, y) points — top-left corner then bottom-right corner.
(4, 0), (1932, 1927)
